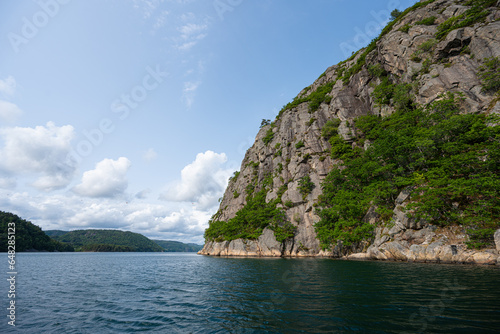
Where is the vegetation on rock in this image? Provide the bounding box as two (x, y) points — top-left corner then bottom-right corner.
(315, 93), (500, 250)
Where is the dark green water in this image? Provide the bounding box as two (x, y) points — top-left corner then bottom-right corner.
(0, 253), (499, 333)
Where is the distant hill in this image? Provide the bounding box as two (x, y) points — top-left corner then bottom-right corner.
(51, 229), (164, 252)
(0, 211), (74, 252)
(45, 230), (69, 237)
(152, 240), (203, 252)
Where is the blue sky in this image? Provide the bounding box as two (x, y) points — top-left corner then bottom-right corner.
(0, 0), (417, 244)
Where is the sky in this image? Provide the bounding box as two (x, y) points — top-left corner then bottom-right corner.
(0, 0), (417, 244)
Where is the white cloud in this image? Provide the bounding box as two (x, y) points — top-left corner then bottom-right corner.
(0, 100), (23, 122)
(0, 122), (75, 191)
(176, 40), (197, 51)
(178, 22), (208, 39)
(73, 157), (131, 198)
(160, 150), (234, 210)
(143, 148), (158, 161)
(174, 19), (209, 50)
(0, 76), (16, 97)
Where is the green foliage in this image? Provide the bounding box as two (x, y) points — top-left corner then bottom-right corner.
(390, 9), (403, 21)
(80, 244), (134, 252)
(233, 190), (240, 198)
(368, 64), (387, 78)
(276, 162), (283, 174)
(371, 75), (414, 111)
(399, 23), (412, 33)
(316, 93), (500, 250)
(204, 189), (289, 242)
(245, 183), (255, 196)
(330, 135), (353, 160)
(229, 170), (240, 183)
(295, 140), (305, 149)
(263, 126), (275, 145)
(411, 53), (422, 62)
(465, 228), (496, 249)
(260, 119), (271, 128)
(278, 81), (335, 118)
(0, 211), (74, 252)
(270, 221), (297, 243)
(277, 183), (288, 201)
(52, 229), (163, 252)
(307, 82), (334, 112)
(372, 77), (395, 105)
(298, 175), (315, 200)
(418, 38), (437, 52)
(284, 200), (294, 208)
(321, 119), (341, 139)
(436, 0), (496, 40)
(421, 58), (432, 74)
(307, 117), (316, 127)
(415, 16), (436, 25)
(392, 83), (414, 111)
(478, 57), (500, 93)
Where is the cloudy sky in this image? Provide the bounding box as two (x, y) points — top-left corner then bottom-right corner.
(0, 0), (416, 244)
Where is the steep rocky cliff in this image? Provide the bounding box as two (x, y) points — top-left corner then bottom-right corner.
(200, 0), (500, 265)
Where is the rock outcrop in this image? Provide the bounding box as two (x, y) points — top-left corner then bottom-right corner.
(200, 0), (500, 265)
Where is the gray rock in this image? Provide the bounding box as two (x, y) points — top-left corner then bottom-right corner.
(495, 229), (500, 252)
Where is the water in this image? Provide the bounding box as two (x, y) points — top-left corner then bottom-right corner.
(0, 253), (499, 333)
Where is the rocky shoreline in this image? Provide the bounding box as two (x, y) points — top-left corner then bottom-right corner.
(199, 227), (500, 265)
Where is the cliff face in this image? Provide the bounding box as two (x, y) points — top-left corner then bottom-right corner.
(200, 0), (500, 264)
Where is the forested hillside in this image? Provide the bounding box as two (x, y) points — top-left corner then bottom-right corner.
(51, 229), (164, 252)
(0, 211), (74, 252)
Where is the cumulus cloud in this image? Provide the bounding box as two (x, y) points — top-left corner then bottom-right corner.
(73, 157), (131, 198)
(0, 100), (23, 122)
(160, 150), (234, 210)
(0, 122), (76, 191)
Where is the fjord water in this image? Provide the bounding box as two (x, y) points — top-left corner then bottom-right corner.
(1, 253), (499, 333)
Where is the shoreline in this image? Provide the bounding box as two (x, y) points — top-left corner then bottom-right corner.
(198, 251), (500, 266)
